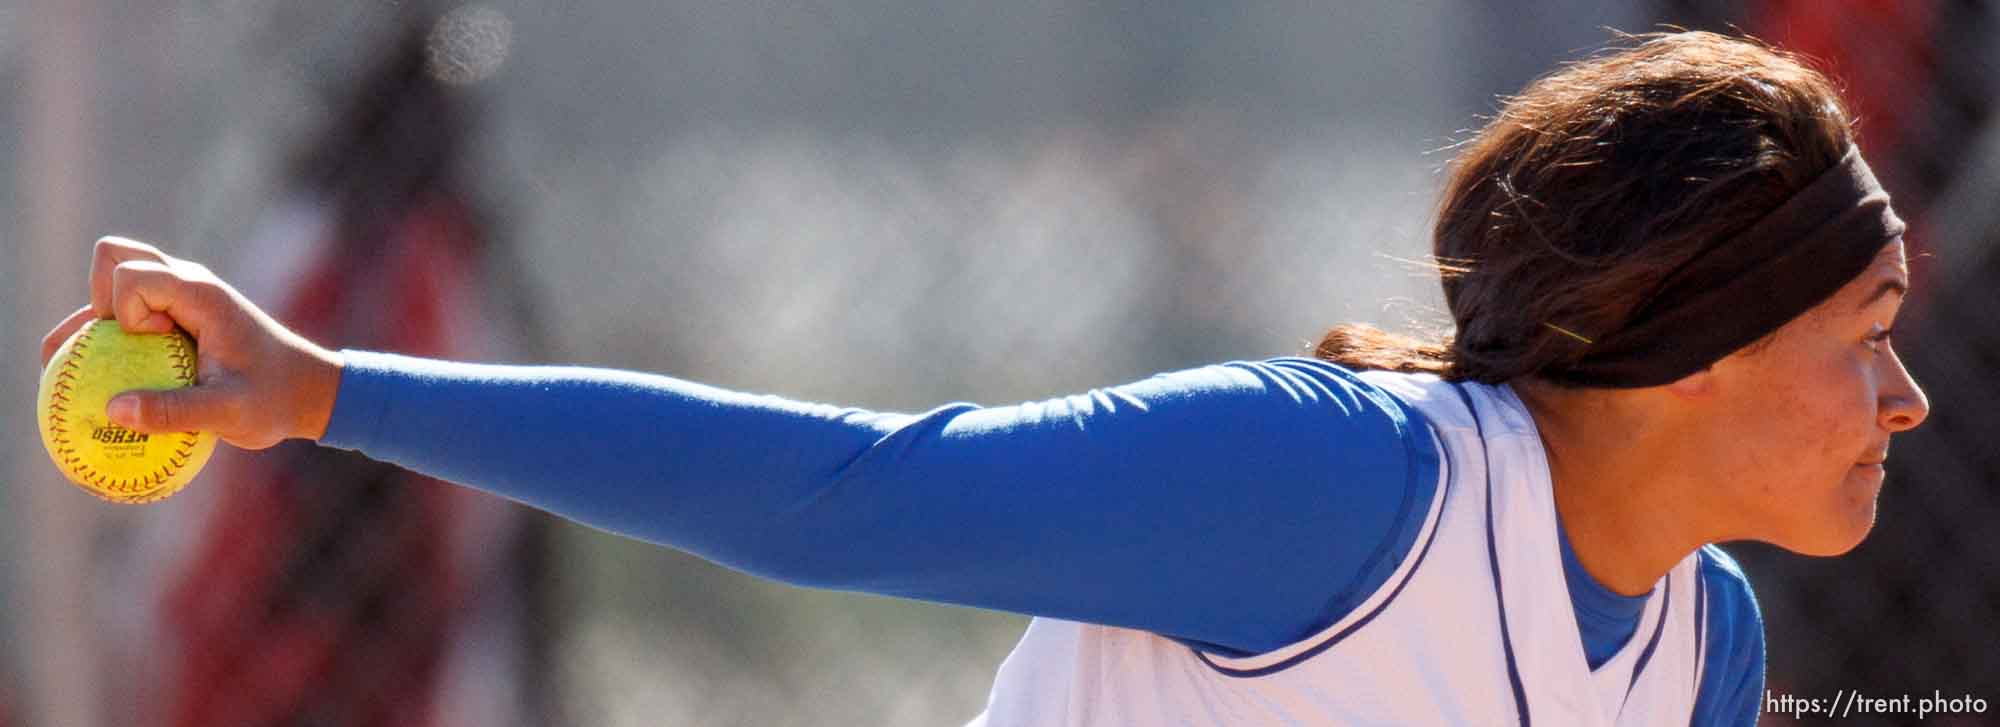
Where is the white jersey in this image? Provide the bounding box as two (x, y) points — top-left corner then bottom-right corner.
(967, 372), (1710, 726)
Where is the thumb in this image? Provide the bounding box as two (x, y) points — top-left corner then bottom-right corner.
(108, 385), (234, 435)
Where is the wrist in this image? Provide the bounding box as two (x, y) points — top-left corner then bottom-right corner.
(295, 344), (345, 441)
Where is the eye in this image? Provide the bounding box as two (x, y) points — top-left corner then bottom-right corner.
(1864, 326), (1894, 352)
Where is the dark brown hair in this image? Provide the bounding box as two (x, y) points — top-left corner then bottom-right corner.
(1313, 31), (1855, 384)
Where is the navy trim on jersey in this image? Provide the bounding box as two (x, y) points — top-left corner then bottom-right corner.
(1616, 573), (1674, 717)
(1689, 556), (1710, 727)
(1193, 422), (1454, 679)
(1455, 384), (1533, 727)
(1628, 574), (1672, 694)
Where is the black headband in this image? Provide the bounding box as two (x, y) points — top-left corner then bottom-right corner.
(1546, 145), (1906, 388)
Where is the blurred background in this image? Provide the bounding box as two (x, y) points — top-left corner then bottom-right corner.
(1, 1), (1994, 725)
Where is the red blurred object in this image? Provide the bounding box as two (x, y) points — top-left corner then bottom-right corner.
(161, 195), (482, 727)
(155, 14), (529, 724)
(1756, 0), (1936, 166)
(1754, 0), (1939, 278)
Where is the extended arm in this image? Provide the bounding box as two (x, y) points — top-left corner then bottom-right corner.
(49, 237), (1440, 657)
(321, 352), (1440, 655)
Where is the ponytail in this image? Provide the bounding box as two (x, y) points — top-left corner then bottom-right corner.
(1309, 323), (1458, 379)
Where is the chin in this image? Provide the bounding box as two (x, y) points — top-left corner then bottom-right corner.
(1775, 470), (1883, 556)
(1783, 524), (1874, 557)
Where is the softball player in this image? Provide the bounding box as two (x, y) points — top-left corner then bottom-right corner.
(42, 31), (1925, 725)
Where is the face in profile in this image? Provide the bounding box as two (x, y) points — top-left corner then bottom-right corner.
(1704, 238), (1929, 556)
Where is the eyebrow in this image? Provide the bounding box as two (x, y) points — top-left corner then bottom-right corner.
(1856, 278), (1909, 311)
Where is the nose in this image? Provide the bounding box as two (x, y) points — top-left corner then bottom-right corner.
(1880, 349), (1930, 432)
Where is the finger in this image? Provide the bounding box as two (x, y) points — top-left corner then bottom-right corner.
(107, 379), (240, 436)
(40, 305), (98, 368)
(109, 260), (217, 338)
(89, 236), (170, 320)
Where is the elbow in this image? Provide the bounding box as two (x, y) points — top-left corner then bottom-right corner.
(706, 516), (887, 593)
(736, 550), (889, 594)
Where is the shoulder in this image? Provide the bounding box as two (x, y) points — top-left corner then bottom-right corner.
(1130, 358), (1446, 656)
(1245, 357), (1438, 434)
(1697, 545), (1765, 636)
(1215, 357), (1412, 410)
(1159, 358), (1444, 507)
(1693, 545), (1767, 725)
(1126, 357), (1438, 457)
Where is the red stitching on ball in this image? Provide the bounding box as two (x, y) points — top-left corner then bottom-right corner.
(45, 327), (94, 460)
(164, 336), (197, 384)
(48, 325), (194, 502)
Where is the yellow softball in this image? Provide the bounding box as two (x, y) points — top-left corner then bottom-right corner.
(37, 319), (218, 503)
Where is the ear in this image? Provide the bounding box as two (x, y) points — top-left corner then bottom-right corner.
(1663, 366), (1715, 399)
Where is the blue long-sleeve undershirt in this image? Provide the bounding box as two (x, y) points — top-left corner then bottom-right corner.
(317, 350), (1762, 724)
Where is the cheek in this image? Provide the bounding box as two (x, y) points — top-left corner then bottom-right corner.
(1721, 353), (1872, 491)
(1756, 357), (1875, 477)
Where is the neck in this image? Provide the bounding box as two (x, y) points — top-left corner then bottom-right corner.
(1512, 380), (1708, 596)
